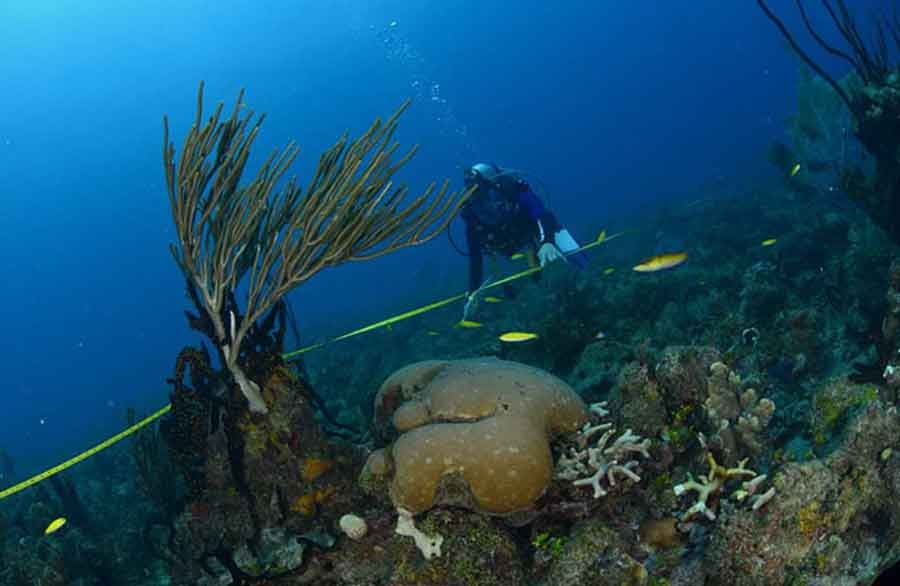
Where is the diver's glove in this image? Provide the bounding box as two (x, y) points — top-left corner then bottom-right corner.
(538, 242), (567, 267)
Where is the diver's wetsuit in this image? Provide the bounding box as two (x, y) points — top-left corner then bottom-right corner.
(462, 174), (580, 293)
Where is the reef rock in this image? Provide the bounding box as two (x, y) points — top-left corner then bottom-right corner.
(705, 401), (900, 585)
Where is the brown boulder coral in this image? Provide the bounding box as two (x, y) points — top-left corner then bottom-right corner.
(371, 357), (590, 516)
(372, 360), (451, 443)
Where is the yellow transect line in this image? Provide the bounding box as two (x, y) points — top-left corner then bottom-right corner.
(283, 230), (623, 359)
(0, 404), (173, 501)
(282, 291), (468, 359)
(0, 230), (624, 501)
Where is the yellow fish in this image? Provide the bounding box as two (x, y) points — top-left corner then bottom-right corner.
(633, 252), (688, 272)
(427, 330), (440, 336)
(596, 229), (607, 243)
(761, 238), (777, 247)
(44, 517), (66, 535)
(484, 296), (503, 303)
(789, 163), (801, 177)
(510, 252), (526, 261)
(603, 267), (615, 275)
(499, 331), (539, 342)
(457, 319), (483, 328)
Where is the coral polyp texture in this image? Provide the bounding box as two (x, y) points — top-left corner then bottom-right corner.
(372, 357), (590, 516)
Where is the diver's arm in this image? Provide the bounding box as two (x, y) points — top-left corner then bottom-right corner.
(517, 182), (561, 245)
(518, 182), (587, 268)
(465, 220), (484, 293)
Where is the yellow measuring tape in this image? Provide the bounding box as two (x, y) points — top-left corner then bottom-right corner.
(0, 231), (623, 501)
(284, 230), (623, 357)
(0, 404), (173, 500)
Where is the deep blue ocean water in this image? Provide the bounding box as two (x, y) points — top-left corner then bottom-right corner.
(0, 0), (886, 482)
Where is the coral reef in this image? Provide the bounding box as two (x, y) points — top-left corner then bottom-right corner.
(705, 402), (900, 585)
(672, 452), (770, 521)
(163, 356), (364, 584)
(6, 146), (900, 584)
(537, 519), (647, 586)
(607, 361), (668, 439)
(810, 376), (880, 449)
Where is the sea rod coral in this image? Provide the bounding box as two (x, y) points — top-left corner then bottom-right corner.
(164, 82), (468, 414)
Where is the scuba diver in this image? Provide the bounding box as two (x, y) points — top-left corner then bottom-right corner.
(460, 162), (586, 304)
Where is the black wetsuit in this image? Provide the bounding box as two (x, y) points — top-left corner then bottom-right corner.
(462, 175), (562, 293)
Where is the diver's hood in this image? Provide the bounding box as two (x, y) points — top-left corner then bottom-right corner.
(468, 162), (501, 185)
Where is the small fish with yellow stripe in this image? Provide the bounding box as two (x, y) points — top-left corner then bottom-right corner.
(499, 331), (539, 343)
(633, 252), (688, 273)
(45, 517), (67, 535)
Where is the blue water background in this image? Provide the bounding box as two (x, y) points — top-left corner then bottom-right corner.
(0, 1), (883, 479)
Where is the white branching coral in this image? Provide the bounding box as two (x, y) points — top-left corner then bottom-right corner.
(395, 508), (443, 560)
(555, 402), (651, 498)
(673, 452), (775, 521)
(674, 453), (754, 520)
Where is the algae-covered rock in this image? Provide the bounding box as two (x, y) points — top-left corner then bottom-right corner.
(608, 361), (668, 438)
(233, 527), (306, 576)
(324, 507), (525, 586)
(358, 448), (393, 506)
(705, 402), (900, 585)
(654, 346), (721, 410)
(539, 519), (647, 586)
(568, 340), (625, 397)
(389, 509), (525, 586)
(809, 376), (880, 449)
